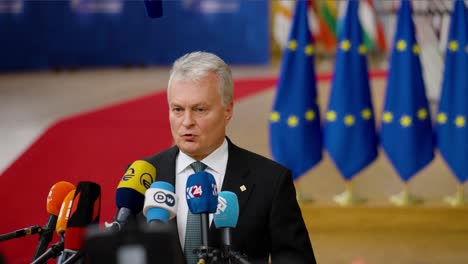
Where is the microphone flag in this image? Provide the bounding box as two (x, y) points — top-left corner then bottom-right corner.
(380, 0), (434, 182)
(269, 0), (322, 180)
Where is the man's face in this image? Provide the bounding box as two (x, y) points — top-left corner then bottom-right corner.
(168, 72), (233, 160)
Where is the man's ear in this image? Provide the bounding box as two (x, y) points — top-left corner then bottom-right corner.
(225, 101), (234, 121)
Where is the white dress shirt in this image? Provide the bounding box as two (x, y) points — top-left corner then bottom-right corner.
(175, 138), (228, 249)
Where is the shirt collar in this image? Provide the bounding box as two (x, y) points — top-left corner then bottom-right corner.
(176, 138), (228, 174)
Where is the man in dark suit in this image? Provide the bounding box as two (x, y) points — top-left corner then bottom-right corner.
(143, 51), (316, 264)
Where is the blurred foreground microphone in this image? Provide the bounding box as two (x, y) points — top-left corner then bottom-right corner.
(143, 181), (177, 226)
(106, 160), (156, 231)
(32, 181), (75, 261)
(61, 181), (101, 263)
(144, 0), (163, 18)
(186, 171), (218, 248)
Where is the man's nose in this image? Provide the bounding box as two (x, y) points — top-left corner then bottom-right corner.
(182, 111), (194, 127)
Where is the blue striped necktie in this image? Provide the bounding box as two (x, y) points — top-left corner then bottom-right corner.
(184, 161), (207, 264)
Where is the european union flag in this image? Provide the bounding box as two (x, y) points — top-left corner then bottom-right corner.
(436, 0), (468, 183)
(269, 0), (322, 180)
(324, 0), (378, 180)
(380, 0), (434, 182)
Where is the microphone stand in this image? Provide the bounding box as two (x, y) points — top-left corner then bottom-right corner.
(218, 228), (250, 264)
(194, 214), (220, 264)
(225, 251), (250, 264)
(61, 249), (86, 264)
(30, 241), (64, 264)
(0, 225), (42, 242)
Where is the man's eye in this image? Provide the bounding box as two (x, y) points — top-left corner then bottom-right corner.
(195, 108), (205, 112)
(173, 108), (183, 112)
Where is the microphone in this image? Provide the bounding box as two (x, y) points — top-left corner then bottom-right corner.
(61, 181), (101, 264)
(186, 171), (218, 248)
(55, 190), (76, 264)
(32, 181), (75, 261)
(56, 190), (76, 240)
(213, 191), (239, 255)
(213, 191), (249, 264)
(106, 160), (156, 231)
(144, 0), (163, 18)
(31, 189), (77, 264)
(143, 181), (177, 226)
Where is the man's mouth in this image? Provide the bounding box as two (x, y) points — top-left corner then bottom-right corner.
(182, 134), (195, 140)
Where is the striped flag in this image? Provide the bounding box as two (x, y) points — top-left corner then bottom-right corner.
(338, 0), (387, 52)
(317, 0), (339, 50)
(359, 0), (387, 52)
(273, 0), (336, 51)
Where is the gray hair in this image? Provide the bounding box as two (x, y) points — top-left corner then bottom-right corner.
(168, 51), (233, 105)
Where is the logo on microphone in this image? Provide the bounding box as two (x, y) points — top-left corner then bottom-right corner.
(122, 168), (135, 181)
(186, 185), (203, 199)
(216, 196), (227, 215)
(153, 191), (176, 207)
(140, 173), (153, 189)
(212, 184), (218, 196)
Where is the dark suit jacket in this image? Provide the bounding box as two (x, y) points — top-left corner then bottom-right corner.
(143, 138), (316, 264)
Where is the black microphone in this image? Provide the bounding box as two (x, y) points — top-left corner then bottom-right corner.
(32, 181), (75, 261)
(105, 160), (156, 231)
(144, 0), (163, 18)
(61, 181), (101, 264)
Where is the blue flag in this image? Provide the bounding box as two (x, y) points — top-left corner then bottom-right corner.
(269, 0), (322, 180)
(324, 0), (378, 180)
(436, 0), (468, 183)
(380, 0), (434, 182)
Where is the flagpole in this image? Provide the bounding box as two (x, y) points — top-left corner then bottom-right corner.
(294, 180), (313, 204)
(333, 179), (366, 206)
(389, 182), (423, 206)
(444, 183), (467, 207)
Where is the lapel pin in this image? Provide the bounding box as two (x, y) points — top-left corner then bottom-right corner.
(240, 185), (246, 192)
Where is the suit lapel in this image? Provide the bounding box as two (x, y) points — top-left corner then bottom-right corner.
(153, 146), (181, 246)
(155, 145), (179, 186)
(220, 139), (254, 218)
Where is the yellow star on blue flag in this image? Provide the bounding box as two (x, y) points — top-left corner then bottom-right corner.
(324, 0), (378, 180)
(269, 0), (322, 180)
(436, 0), (468, 183)
(380, 0), (434, 182)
